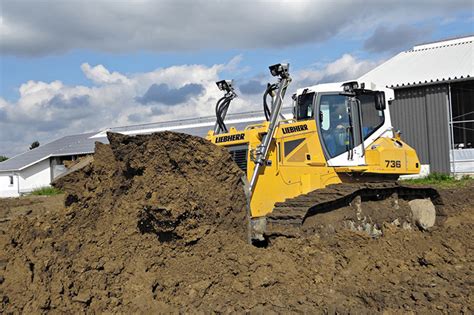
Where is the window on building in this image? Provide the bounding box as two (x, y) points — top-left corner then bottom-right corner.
(8, 176), (13, 186)
(451, 81), (474, 149)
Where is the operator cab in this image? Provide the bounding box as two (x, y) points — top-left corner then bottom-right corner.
(293, 81), (393, 165)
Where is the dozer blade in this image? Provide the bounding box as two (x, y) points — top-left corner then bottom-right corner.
(265, 182), (441, 240)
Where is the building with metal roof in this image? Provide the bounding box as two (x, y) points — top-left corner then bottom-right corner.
(360, 35), (473, 88)
(360, 35), (474, 175)
(0, 108), (292, 197)
(0, 132), (100, 172)
(0, 132), (102, 197)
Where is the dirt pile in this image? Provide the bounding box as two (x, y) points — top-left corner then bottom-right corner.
(54, 132), (247, 244)
(1, 132), (248, 313)
(0, 131), (472, 313)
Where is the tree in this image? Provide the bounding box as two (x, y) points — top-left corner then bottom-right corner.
(0, 155), (8, 162)
(30, 141), (40, 150)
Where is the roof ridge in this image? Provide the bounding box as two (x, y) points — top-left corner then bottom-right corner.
(410, 35), (474, 52)
(106, 106), (293, 131)
(407, 40), (473, 53)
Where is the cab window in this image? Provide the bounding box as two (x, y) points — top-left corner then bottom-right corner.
(295, 92), (315, 120)
(319, 94), (350, 158)
(359, 94), (385, 139)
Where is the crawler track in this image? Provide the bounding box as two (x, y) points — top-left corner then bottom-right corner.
(265, 182), (441, 239)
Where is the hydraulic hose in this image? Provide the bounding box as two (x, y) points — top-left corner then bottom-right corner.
(215, 96), (227, 133)
(215, 95), (233, 133)
(263, 83), (278, 121)
(218, 99), (231, 133)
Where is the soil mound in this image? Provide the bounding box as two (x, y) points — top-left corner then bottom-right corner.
(1, 132), (248, 312)
(56, 131), (247, 243)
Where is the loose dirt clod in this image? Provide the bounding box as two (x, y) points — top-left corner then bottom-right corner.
(0, 132), (473, 313)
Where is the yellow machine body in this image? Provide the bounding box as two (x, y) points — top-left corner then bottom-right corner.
(207, 119), (421, 218)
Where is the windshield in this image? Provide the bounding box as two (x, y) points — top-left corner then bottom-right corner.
(318, 93), (385, 159)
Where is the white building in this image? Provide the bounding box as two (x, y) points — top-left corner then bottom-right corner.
(359, 35), (474, 175)
(0, 132), (99, 197)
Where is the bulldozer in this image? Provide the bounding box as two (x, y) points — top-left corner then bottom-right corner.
(206, 63), (439, 242)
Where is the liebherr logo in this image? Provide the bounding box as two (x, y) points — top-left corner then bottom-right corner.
(282, 124), (309, 134)
(215, 133), (245, 143)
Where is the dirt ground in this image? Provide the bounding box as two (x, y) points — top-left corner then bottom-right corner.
(0, 195), (64, 234)
(0, 132), (472, 313)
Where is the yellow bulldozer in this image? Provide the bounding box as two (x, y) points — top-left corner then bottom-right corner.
(206, 63), (438, 242)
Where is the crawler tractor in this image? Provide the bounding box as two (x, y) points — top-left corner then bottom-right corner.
(207, 63), (439, 241)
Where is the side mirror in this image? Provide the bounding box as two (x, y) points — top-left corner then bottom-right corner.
(375, 91), (386, 111)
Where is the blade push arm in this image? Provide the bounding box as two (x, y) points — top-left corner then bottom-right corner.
(249, 63), (292, 193)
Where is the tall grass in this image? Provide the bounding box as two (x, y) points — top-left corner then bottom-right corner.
(30, 186), (63, 196)
(402, 173), (472, 188)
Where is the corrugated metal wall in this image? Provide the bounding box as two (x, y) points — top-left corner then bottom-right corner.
(391, 84), (450, 173)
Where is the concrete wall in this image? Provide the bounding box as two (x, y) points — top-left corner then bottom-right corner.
(451, 149), (474, 174)
(400, 164), (431, 179)
(18, 158), (52, 194)
(0, 173), (19, 197)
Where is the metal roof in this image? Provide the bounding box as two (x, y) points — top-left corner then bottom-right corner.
(95, 107), (292, 137)
(0, 107), (293, 172)
(359, 35), (474, 88)
(0, 132), (103, 172)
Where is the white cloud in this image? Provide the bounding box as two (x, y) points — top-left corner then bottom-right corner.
(81, 63), (129, 84)
(0, 58), (252, 156)
(1, 0), (471, 56)
(0, 54), (380, 156)
(19, 80), (63, 97)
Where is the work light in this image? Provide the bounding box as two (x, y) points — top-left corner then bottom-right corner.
(269, 63), (289, 78)
(216, 80), (234, 92)
(342, 81), (359, 93)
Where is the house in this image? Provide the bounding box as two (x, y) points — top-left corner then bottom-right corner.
(359, 35), (474, 175)
(0, 132), (101, 197)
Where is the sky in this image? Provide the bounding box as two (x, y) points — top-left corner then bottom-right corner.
(0, 0), (473, 157)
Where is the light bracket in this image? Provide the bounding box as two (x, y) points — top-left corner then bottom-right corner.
(269, 63), (290, 78)
(341, 81), (359, 94)
(216, 80), (235, 93)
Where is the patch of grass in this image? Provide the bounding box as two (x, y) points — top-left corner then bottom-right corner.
(402, 173), (473, 188)
(30, 186), (63, 196)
